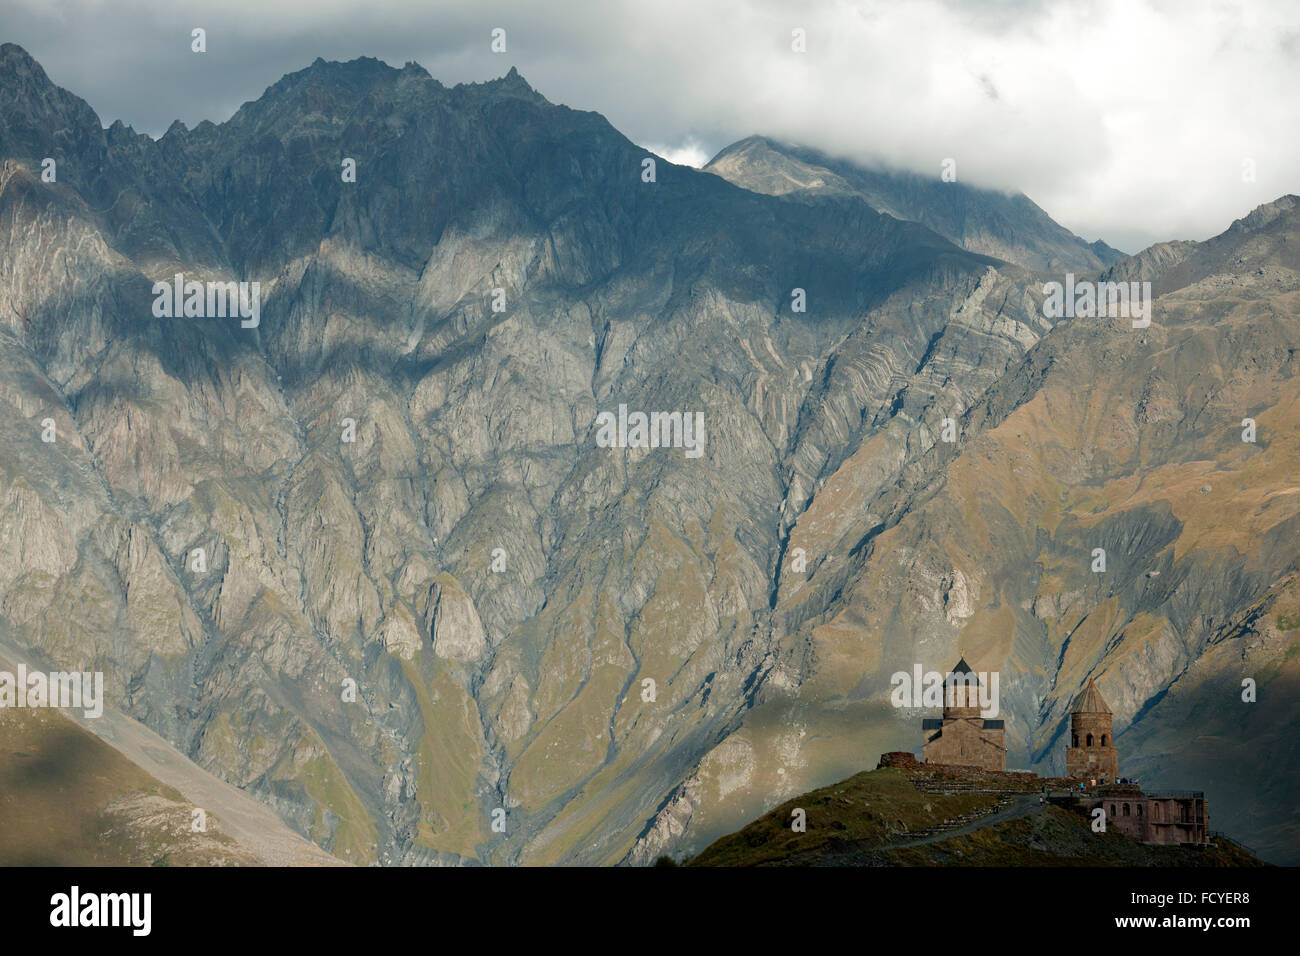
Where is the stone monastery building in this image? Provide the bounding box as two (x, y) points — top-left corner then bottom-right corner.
(914, 661), (1209, 845)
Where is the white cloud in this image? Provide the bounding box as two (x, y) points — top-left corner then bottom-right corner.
(7, 0), (1298, 250)
(641, 138), (712, 168)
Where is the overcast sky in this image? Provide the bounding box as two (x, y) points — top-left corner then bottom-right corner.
(4, 0), (1298, 252)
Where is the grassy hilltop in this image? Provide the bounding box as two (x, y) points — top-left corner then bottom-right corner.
(685, 768), (1265, 867)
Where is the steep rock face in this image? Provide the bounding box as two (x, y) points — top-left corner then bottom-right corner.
(0, 44), (1295, 867)
(706, 135), (1126, 273)
(649, 195), (1300, 865)
(430, 573), (487, 663)
(0, 45), (1029, 866)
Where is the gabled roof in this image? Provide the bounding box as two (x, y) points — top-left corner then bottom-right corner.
(1072, 678), (1112, 715)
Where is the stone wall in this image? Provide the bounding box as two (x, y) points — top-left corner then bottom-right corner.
(1053, 793), (1211, 845)
(922, 718), (1006, 772)
(1066, 711), (1118, 780)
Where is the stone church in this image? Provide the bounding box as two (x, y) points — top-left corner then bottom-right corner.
(920, 658), (1006, 771)
(904, 667), (1212, 845)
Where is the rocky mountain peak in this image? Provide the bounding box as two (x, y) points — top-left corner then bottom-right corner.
(0, 42), (105, 166)
(452, 65), (549, 106)
(1229, 194), (1299, 233)
(706, 134), (1127, 272)
(0, 42), (47, 82)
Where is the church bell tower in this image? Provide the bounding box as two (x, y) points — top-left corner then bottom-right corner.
(1065, 678), (1118, 782)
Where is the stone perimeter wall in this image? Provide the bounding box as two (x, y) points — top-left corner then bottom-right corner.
(876, 752), (1208, 844)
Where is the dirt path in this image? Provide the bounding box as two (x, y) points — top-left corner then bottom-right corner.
(887, 793), (1046, 849)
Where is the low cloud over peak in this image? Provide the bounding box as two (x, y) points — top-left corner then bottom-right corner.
(3, 0), (1297, 252)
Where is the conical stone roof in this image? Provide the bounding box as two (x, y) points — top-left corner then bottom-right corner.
(1072, 678), (1111, 715)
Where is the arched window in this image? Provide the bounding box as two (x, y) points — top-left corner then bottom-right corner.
(1152, 804), (1160, 821)
(1109, 804), (1116, 816)
(1123, 803), (1130, 816)
(1086, 733), (1094, 746)
(1101, 734), (1108, 746)
(1072, 734), (1079, 747)
(1137, 804), (1142, 816)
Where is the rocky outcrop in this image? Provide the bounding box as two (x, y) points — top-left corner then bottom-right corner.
(429, 574), (487, 663)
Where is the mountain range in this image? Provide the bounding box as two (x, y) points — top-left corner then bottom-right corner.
(0, 43), (1296, 865)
